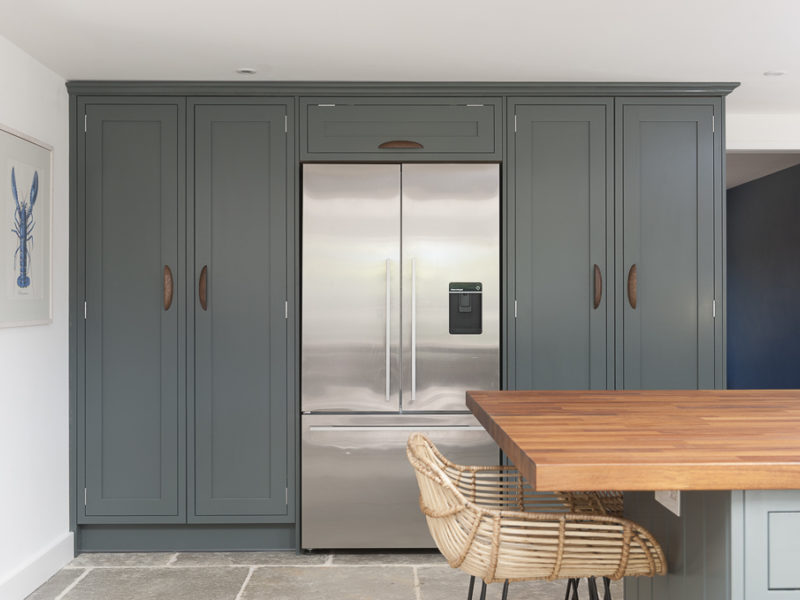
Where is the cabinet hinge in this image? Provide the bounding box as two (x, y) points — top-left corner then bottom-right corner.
(84, 301), (87, 320)
(514, 115), (517, 133)
(284, 301), (288, 319)
(84, 114), (87, 133)
(84, 488), (87, 506)
(317, 103), (335, 107)
(514, 300), (518, 319)
(284, 115), (288, 133)
(713, 299), (716, 318)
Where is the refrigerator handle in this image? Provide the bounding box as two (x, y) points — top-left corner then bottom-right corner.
(411, 257), (417, 403)
(385, 258), (391, 403)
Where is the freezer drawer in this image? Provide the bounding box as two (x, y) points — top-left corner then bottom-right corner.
(301, 414), (499, 549)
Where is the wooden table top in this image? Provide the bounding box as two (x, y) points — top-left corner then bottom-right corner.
(466, 390), (800, 491)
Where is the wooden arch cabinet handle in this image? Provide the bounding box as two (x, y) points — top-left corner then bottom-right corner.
(593, 264), (602, 309)
(378, 140), (424, 149)
(163, 265), (174, 311)
(627, 264), (638, 309)
(199, 266), (208, 311)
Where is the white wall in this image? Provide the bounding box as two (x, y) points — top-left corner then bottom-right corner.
(0, 35), (72, 599)
(727, 113), (800, 151)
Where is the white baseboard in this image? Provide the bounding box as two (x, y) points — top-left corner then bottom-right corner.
(0, 531), (74, 600)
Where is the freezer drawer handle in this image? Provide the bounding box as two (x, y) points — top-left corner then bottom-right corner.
(411, 258), (417, 404)
(308, 425), (486, 432)
(385, 258), (391, 403)
(378, 140), (424, 150)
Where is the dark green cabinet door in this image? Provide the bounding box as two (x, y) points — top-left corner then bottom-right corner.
(191, 102), (289, 520)
(512, 100), (612, 390)
(301, 97), (501, 160)
(83, 103), (184, 520)
(617, 102), (716, 390)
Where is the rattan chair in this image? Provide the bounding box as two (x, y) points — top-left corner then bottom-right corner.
(407, 433), (665, 600)
(566, 490), (624, 518)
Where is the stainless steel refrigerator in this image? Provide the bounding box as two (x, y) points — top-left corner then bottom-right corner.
(301, 163), (500, 549)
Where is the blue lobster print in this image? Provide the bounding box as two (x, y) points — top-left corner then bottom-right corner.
(11, 167), (38, 288)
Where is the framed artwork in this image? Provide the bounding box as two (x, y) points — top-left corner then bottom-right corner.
(0, 123), (52, 327)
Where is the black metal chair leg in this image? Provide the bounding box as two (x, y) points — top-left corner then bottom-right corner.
(603, 576), (612, 600)
(466, 575), (475, 600)
(501, 579), (509, 600)
(478, 580), (487, 600)
(564, 578), (579, 600)
(587, 577), (599, 600)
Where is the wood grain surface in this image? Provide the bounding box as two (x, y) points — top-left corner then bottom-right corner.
(466, 390), (800, 491)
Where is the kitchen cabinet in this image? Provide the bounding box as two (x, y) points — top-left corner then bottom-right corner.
(616, 100), (717, 390)
(300, 97), (502, 161)
(510, 98), (721, 392)
(509, 98), (613, 390)
(70, 82), (735, 552)
(78, 98), (293, 527)
(189, 100), (292, 522)
(740, 491), (800, 598)
(81, 101), (185, 522)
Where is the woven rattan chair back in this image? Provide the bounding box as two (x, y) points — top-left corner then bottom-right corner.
(407, 432), (666, 584)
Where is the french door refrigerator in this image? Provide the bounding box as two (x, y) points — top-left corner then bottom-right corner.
(301, 163), (500, 548)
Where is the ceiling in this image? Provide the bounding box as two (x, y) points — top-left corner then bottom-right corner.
(1, 0), (798, 115)
(726, 152), (800, 188)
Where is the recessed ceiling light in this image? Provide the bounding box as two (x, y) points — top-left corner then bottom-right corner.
(763, 71), (786, 77)
(236, 67), (257, 75)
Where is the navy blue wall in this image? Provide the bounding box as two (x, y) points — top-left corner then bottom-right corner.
(727, 163), (800, 388)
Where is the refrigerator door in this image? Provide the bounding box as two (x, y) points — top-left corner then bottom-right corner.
(301, 413), (499, 549)
(302, 164), (401, 412)
(401, 164), (500, 412)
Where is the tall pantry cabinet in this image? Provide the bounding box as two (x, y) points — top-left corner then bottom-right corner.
(76, 97), (294, 528)
(509, 97), (723, 391)
(78, 99), (186, 523)
(82, 102), (185, 520)
(508, 98), (614, 391)
(616, 100), (718, 390)
(189, 100), (291, 521)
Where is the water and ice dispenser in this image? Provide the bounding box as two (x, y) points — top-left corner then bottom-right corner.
(448, 282), (483, 334)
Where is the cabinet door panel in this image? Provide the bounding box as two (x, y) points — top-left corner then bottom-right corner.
(513, 101), (612, 390)
(619, 103), (715, 390)
(84, 104), (183, 520)
(192, 103), (288, 519)
(742, 491), (800, 598)
(301, 97), (501, 160)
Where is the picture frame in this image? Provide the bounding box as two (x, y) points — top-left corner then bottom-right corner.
(0, 122), (53, 327)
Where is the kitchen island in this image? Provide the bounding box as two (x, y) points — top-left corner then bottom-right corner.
(467, 390), (800, 600)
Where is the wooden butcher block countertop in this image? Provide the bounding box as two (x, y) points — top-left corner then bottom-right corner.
(466, 390), (800, 491)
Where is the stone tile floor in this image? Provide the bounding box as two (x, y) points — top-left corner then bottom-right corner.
(27, 551), (623, 599)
